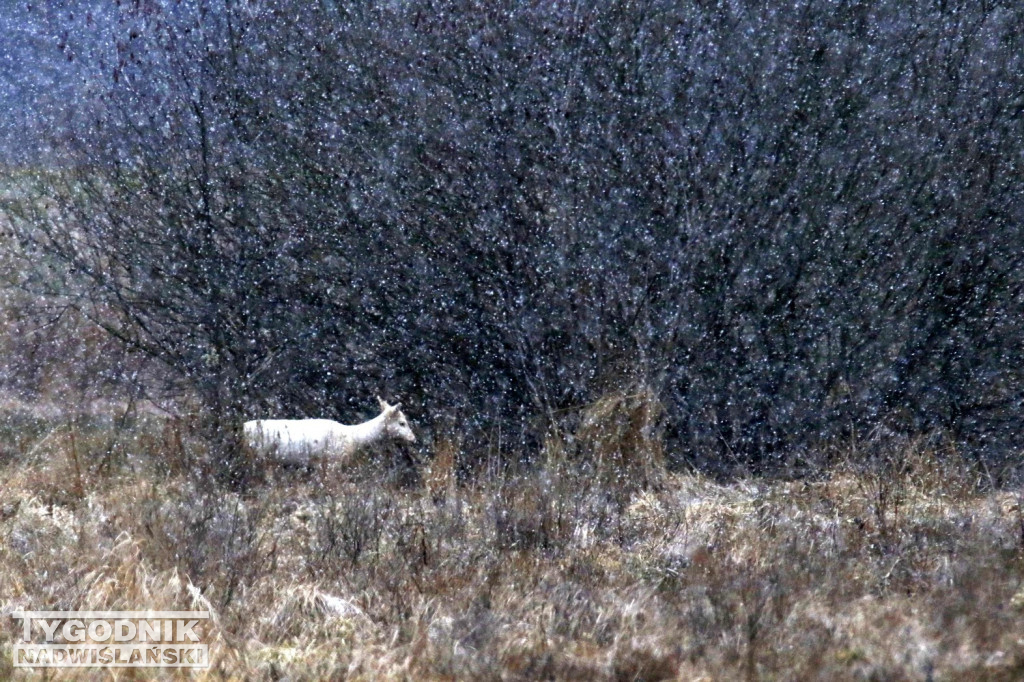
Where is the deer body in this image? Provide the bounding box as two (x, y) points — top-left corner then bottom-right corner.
(244, 398), (415, 465)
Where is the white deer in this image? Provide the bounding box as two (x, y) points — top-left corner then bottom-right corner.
(243, 397), (416, 465)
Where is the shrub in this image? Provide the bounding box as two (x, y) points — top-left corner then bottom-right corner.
(6, 0), (1024, 474)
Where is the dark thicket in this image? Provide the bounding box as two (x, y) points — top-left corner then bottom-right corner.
(8, 0), (1024, 473)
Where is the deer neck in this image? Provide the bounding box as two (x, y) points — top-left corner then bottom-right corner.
(345, 413), (388, 449)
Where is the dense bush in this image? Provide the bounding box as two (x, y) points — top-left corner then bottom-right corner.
(7, 0), (1024, 473)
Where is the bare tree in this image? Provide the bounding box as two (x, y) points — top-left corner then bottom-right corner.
(7, 0), (1024, 475)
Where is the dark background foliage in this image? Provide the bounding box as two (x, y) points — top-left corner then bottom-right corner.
(4, 0), (1024, 474)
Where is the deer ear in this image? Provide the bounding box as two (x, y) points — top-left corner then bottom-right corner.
(377, 395), (389, 410)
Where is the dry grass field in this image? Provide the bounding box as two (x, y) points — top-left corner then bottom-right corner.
(1, 405), (1023, 681)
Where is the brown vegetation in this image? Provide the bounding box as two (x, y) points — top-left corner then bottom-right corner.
(1, 407), (1023, 680)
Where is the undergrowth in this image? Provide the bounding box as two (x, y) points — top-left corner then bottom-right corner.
(0, 403), (1023, 681)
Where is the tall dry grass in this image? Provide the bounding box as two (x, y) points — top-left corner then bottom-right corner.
(0, 396), (1023, 680)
